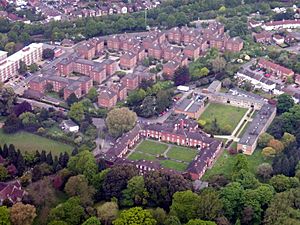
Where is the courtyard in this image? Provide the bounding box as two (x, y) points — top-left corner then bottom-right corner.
(198, 103), (248, 134)
(127, 139), (198, 171)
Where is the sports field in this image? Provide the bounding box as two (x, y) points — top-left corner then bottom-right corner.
(127, 140), (198, 172)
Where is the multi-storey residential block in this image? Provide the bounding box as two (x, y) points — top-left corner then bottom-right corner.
(0, 43), (43, 82)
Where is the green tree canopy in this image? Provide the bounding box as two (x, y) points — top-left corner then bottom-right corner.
(112, 207), (157, 225)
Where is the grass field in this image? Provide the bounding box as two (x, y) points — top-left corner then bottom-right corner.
(167, 146), (197, 162)
(199, 103), (248, 133)
(127, 152), (157, 161)
(127, 140), (197, 172)
(0, 129), (73, 155)
(136, 140), (168, 155)
(160, 160), (188, 171)
(202, 148), (270, 180)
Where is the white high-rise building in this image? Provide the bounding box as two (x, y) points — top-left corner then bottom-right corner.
(0, 43), (43, 82)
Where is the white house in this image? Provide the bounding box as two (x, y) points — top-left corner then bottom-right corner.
(262, 20), (300, 31)
(60, 120), (79, 133)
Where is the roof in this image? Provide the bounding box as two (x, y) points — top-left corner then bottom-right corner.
(258, 58), (294, 75)
(61, 119), (78, 128)
(175, 97), (205, 113)
(239, 104), (276, 146)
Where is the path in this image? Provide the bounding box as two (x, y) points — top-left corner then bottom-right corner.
(213, 107), (254, 146)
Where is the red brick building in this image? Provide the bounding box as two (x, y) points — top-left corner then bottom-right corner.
(28, 76), (47, 92)
(120, 52), (137, 70)
(163, 60), (180, 78)
(107, 35), (121, 51)
(121, 73), (139, 90)
(225, 37), (244, 52)
(162, 45), (181, 61)
(148, 43), (163, 60)
(167, 27), (182, 44)
(258, 58), (295, 79)
(183, 43), (200, 60)
(109, 83), (127, 101)
(98, 88), (118, 108)
(75, 42), (96, 60)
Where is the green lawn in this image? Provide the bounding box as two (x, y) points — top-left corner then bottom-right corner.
(199, 103), (248, 133)
(127, 152), (157, 161)
(167, 146), (197, 162)
(160, 160), (188, 172)
(136, 140), (168, 155)
(202, 148), (270, 181)
(0, 130), (72, 155)
(128, 140), (195, 172)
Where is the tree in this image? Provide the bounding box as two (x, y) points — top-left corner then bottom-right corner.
(19, 112), (38, 127)
(145, 171), (191, 208)
(48, 221), (68, 225)
(0, 166), (8, 181)
(29, 63), (38, 73)
(13, 101), (32, 117)
(232, 154), (249, 176)
(112, 207), (157, 225)
(67, 93), (79, 106)
(64, 175), (95, 206)
(269, 175), (299, 192)
(220, 182), (244, 221)
(164, 216), (181, 225)
(4, 42), (15, 54)
(156, 90), (172, 114)
(87, 87), (98, 102)
(267, 139), (284, 153)
(97, 201), (118, 225)
(262, 147), (276, 159)
(222, 78), (232, 89)
(258, 133), (274, 148)
(121, 176), (149, 207)
(0, 86), (16, 116)
(106, 107), (137, 138)
(277, 94), (294, 114)
(18, 60), (27, 74)
(196, 189), (223, 221)
(82, 217), (101, 225)
(68, 102), (85, 122)
(27, 177), (57, 208)
(42, 48), (55, 60)
(45, 83), (54, 93)
(49, 197), (85, 225)
(3, 114), (22, 134)
(173, 66), (190, 86)
(281, 132), (296, 148)
(211, 57), (226, 73)
(170, 190), (199, 223)
(102, 164), (139, 200)
(256, 163), (273, 182)
(140, 96), (156, 118)
(149, 208), (166, 225)
(67, 150), (98, 182)
(10, 203), (36, 225)
(186, 219), (216, 225)
(0, 206), (11, 225)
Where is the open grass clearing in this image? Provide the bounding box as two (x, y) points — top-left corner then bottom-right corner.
(135, 140), (168, 155)
(199, 103), (248, 134)
(127, 151), (157, 161)
(160, 160), (188, 172)
(167, 146), (197, 162)
(0, 129), (72, 155)
(202, 148), (270, 181)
